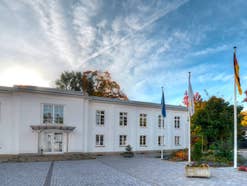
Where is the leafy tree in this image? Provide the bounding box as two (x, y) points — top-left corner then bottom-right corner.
(55, 71), (82, 91)
(56, 70), (128, 100)
(240, 111), (247, 127)
(192, 96), (243, 150)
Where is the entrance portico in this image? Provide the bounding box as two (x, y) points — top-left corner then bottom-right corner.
(30, 125), (75, 154)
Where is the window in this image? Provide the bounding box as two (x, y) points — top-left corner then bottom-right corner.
(140, 135), (146, 146)
(96, 135), (104, 146)
(54, 105), (64, 124)
(174, 116), (180, 128)
(158, 136), (164, 146)
(119, 135), (127, 146)
(139, 113), (147, 127)
(119, 112), (127, 126)
(96, 110), (105, 126)
(175, 136), (180, 146)
(158, 115), (164, 128)
(43, 104), (64, 124)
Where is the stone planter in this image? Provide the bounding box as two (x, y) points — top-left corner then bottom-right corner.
(185, 166), (211, 178)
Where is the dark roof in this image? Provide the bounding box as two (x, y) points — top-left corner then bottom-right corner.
(0, 85), (187, 111)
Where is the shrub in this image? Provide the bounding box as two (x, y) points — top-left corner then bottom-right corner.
(171, 149), (188, 161)
(121, 145), (134, 158)
(192, 141), (202, 161)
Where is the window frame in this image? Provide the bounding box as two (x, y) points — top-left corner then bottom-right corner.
(96, 134), (104, 147)
(119, 112), (128, 126)
(140, 135), (146, 146)
(119, 135), (127, 146)
(96, 110), (105, 126)
(174, 116), (180, 128)
(175, 136), (180, 146)
(158, 136), (164, 146)
(42, 104), (64, 124)
(139, 113), (147, 127)
(158, 115), (165, 128)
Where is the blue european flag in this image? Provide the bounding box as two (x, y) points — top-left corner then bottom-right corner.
(161, 88), (166, 118)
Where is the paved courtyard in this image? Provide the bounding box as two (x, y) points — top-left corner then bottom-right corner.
(0, 155), (246, 186)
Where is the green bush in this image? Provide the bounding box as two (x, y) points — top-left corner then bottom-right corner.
(192, 141), (202, 161)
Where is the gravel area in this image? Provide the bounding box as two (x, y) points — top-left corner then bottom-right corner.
(0, 156), (246, 186)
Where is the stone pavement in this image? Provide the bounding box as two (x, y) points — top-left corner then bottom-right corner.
(0, 156), (246, 186)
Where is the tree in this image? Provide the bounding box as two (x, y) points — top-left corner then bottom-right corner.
(55, 71), (82, 91)
(240, 111), (247, 127)
(56, 70), (128, 100)
(192, 96), (243, 150)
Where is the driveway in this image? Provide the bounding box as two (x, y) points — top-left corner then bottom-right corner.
(0, 155), (246, 186)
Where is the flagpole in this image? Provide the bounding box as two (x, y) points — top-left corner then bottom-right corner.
(161, 86), (164, 160)
(233, 46), (238, 168)
(188, 72), (191, 163)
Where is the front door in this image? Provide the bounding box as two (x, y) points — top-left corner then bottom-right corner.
(45, 132), (63, 153)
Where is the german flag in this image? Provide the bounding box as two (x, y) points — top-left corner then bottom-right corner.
(234, 50), (242, 95)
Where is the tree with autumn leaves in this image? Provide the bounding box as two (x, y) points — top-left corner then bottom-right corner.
(55, 70), (128, 100)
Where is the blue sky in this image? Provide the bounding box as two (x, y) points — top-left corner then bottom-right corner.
(1, 0), (247, 107)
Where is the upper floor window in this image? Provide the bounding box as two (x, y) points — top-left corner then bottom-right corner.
(158, 136), (164, 146)
(140, 135), (146, 146)
(139, 113), (147, 127)
(43, 104), (64, 124)
(158, 115), (164, 128)
(96, 134), (104, 146)
(119, 112), (127, 126)
(175, 136), (180, 146)
(96, 110), (105, 126)
(119, 135), (127, 146)
(174, 116), (180, 128)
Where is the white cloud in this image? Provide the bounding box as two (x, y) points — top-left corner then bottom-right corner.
(190, 45), (228, 57)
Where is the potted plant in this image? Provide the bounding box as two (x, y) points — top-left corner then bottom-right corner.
(121, 145), (134, 158)
(185, 163), (211, 178)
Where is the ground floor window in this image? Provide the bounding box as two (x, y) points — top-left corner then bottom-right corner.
(140, 135), (146, 146)
(158, 136), (164, 146)
(175, 136), (180, 146)
(96, 134), (104, 146)
(119, 135), (127, 146)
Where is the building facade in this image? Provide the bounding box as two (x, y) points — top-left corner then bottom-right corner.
(0, 86), (189, 155)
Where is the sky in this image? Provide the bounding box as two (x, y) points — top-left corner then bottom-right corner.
(1, 0), (247, 107)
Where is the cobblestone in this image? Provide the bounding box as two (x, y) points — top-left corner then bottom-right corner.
(0, 156), (246, 186)
(0, 162), (50, 186)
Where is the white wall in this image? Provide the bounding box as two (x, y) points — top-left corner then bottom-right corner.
(87, 101), (188, 153)
(0, 90), (188, 155)
(0, 92), (85, 154)
(0, 93), (18, 154)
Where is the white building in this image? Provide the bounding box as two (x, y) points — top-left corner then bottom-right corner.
(0, 85), (189, 155)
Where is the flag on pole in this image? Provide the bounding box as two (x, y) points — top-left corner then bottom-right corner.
(161, 88), (166, 118)
(188, 73), (194, 116)
(234, 50), (242, 95)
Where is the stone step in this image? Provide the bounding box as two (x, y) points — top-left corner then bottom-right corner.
(0, 153), (96, 162)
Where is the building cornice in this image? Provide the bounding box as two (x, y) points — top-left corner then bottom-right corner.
(0, 85), (187, 111)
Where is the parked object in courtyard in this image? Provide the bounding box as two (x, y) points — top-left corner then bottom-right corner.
(185, 163), (211, 178)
